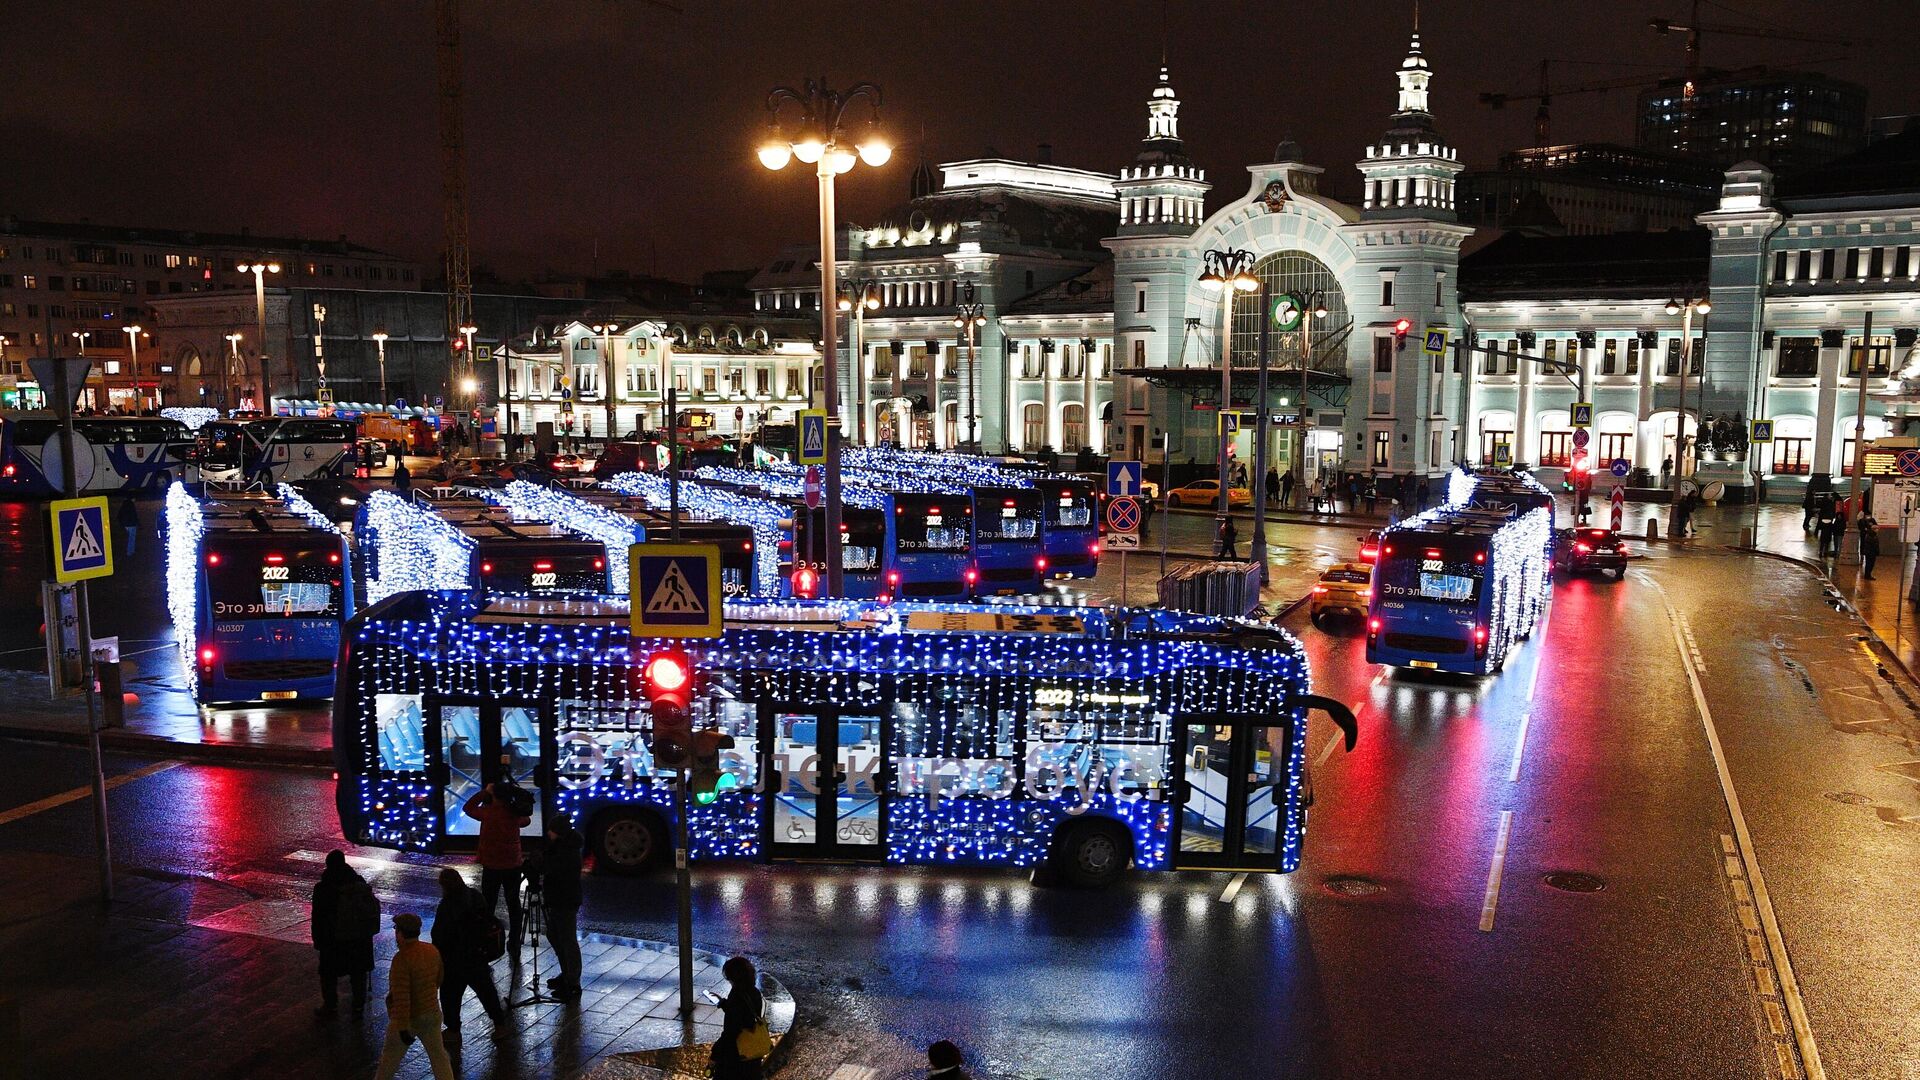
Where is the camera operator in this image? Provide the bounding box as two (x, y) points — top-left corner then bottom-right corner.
(463, 782), (531, 953)
(539, 817), (585, 998)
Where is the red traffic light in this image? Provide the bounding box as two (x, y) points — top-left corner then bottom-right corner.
(643, 647), (694, 769)
(644, 650), (691, 697)
(791, 566), (818, 598)
(1394, 318), (1412, 335)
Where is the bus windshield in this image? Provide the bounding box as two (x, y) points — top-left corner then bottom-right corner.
(1044, 485), (1095, 528)
(893, 498), (970, 552)
(1376, 539), (1484, 607)
(977, 492), (1041, 543)
(207, 543), (345, 619)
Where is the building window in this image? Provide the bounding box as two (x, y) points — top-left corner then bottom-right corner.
(1664, 338), (1703, 376)
(756, 368), (771, 395)
(1847, 336), (1892, 377)
(164, 254), (182, 269)
(1776, 337), (1819, 377)
(1371, 430), (1391, 468)
(1135, 285), (1147, 314)
(1601, 339), (1618, 375)
(1598, 432), (1631, 466)
(21, 275), (35, 289)
(702, 369), (717, 394)
(1539, 431), (1571, 468)
(1061, 403), (1086, 450)
(1023, 403), (1046, 450)
(1061, 346), (1083, 379)
(1373, 336), (1393, 374)
(1021, 345), (1042, 379)
(874, 347), (895, 380)
(1380, 278), (1394, 306)
(1434, 276), (1443, 307)
(1132, 339), (1145, 365)
(1625, 339), (1640, 375)
(908, 347), (929, 380)
(1772, 438), (1810, 475)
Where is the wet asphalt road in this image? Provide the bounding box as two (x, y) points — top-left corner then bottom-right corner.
(3, 529), (1919, 1078)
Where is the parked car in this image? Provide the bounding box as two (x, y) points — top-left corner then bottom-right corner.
(545, 452), (591, 475)
(1555, 526), (1629, 580)
(1163, 479), (1252, 509)
(1309, 561), (1374, 624)
(1357, 529), (1384, 563)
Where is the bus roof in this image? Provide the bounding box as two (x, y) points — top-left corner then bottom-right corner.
(197, 492), (343, 536)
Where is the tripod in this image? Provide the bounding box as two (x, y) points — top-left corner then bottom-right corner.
(511, 881), (563, 1008)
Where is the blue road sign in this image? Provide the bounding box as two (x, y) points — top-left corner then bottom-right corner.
(798, 409), (828, 465)
(1107, 460), (1144, 497)
(628, 543), (723, 639)
(51, 496), (113, 583)
(1423, 329), (1448, 356)
(1571, 402), (1594, 428)
(1610, 458), (1630, 478)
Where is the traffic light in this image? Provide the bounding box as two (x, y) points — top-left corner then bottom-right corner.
(689, 729), (737, 804)
(1570, 448), (1592, 480)
(1393, 318), (1413, 351)
(791, 565), (818, 598)
(642, 647), (694, 769)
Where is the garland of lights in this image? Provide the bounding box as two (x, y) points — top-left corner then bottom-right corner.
(358, 490), (478, 603)
(340, 593), (1313, 871)
(276, 482), (345, 533)
(602, 471), (789, 594)
(160, 406), (219, 433)
(162, 481), (206, 694)
(494, 480), (640, 592)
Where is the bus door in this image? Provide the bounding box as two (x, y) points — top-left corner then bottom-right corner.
(427, 697), (551, 845)
(1173, 715), (1297, 870)
(765, 703), (884, 860)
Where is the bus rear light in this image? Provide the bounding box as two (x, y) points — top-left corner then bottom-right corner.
(777, 539), (791, 549)
(480, 561), (494, 574)
(1382, 545), (1393, 556)
(1090, 542), (1101, 557)
(964, 567), (979, 585)
(328, 552), (342, 564)
(592, 557), (606, 571)
(1474, 625), (1489, 658)
(1036, 556), (1048, 572)
(1003, 499), (1015, 507)
(534, 561), (554, 571)
(742, 541), (752, 552)
(2, 464), (14, 478)
(886, 570), (901, 586)
(198, 646), (216, 667)
(1474, 552), (1486, 563)
(264, 554), (285, 564)
(1425, 548), (1442, 559)
(206, 552), (221, 566)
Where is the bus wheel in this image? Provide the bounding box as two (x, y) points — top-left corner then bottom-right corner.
(1052, 820), (1132, 887)
(590, 809), (666, 875)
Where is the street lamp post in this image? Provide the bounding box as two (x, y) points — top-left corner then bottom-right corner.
(1197, 248), (1259, 538)
(954, 282), (987, 450)
(459, 323), (479, 452)
(593, 322), (621, 446)
(371, 330), (390, 405)
(239, 261), (282, 394)
(223, 332), (244, 412)
(1665, 294), (1710, 538)
(69, 332), (91, 412)
(759, 77), (891, 598)
(122, 325), (146, 412)
(837, 282), (880, 445)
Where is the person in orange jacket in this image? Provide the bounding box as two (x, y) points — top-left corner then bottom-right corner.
(465, 783), (531, 954)
(373, 914), (453, 1080)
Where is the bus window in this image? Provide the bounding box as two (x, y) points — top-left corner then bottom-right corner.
(501, 705), (544, 838)
(1181, 724), (1233, 852)
(1242, 725), (1290, 855)
(890, 693), (1017, 800)
(440, 705), (484, 837)
(557, 701), (653, 788)
(978, 497), (1040, 541)
(207, 546), (344, 619)
(838, 715), (882, 846)
(773, 712), (825, 843)
(375, 694), (427, 773)
(1377, 545), (1482, 606)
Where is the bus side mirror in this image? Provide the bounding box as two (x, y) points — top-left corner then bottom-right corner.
(1298, 694), (1360, 752)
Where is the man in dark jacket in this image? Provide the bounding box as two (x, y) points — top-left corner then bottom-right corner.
(311, 849), (379, 1018)
(541, 819), (586, 997)
(433, 867), (507, 1037)
(393, 458), (411, 493)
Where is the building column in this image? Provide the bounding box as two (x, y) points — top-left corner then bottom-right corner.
(1516, 337), (1535, 464)
(1811, 329), (1841, 475)
(1043, 346), (1057, 449)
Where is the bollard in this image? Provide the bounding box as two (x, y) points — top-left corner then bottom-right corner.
(1646, 516), (1660, 542)
(96, 660), (125, 728)
(1740, 526), (1755, 548)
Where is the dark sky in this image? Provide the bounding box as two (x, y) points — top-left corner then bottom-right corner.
(3, 1), (1913, 283)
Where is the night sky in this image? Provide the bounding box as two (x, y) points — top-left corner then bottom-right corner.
(3, 1), (1913, 283)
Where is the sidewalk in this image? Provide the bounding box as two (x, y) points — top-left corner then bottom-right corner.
(0, 847), (793, 1080)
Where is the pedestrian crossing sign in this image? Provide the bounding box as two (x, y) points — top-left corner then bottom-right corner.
(50, 495), (113, 583)
(1219, 412), (1241, 437)
(1570, 402), (1594, 428)
(1750, 419), (1773, 443)
(798, 409), (828, 465)
(1423, 329), (1448, 356)
(628, 543), (722, 639)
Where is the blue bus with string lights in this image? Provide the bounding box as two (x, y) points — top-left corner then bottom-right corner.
(1366, 471), (1552, 675)
(164, 482), (354, 704)
(331, 593), (1358, 886)
(1033, 476), (1101, 581)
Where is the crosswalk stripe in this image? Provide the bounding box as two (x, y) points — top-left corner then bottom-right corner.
(0, 760), (181, 827)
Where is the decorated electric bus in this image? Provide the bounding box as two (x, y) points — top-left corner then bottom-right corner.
(354, 490), (612, 602)
(333, 594), (1356, 885)
(164, 483), (354, 703)
(1366, 472), (1552, 674)
(0, 413), (195, 496)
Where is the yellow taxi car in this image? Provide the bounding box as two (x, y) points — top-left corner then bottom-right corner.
(1163, 479), (1253, 509)
(1309, 561), (1374, 624)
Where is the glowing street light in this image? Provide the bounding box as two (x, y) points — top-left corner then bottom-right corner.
(238, 260), (282, 393)
(1197, 248), (1259, 527)
(371, 329), (390, 405)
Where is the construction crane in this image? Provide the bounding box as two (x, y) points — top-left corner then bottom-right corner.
(435, 0), (473, 412)
(1480, 62), (1676, 147)
(1651, 1), (1850, 91)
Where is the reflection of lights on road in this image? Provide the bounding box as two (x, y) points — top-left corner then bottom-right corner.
(811, 880), (839, 909)
(941, 881), (966, 909)
(1138, 888), (1164, 917)
(893, 880), (921, 911)
(1185, 892), (1209, 919)
(717, 876), (744, 908)
(1259, 872), (1299, 917)
(853, 879), (880, 916)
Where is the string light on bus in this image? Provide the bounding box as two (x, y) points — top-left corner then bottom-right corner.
(359, 489), (478, 603)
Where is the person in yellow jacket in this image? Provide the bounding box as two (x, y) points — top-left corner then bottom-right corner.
(374, 913), (455, 1080)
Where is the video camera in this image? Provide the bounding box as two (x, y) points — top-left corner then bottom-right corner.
(494, 780), (536, 818)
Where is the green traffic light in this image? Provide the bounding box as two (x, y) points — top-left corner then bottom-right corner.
(694, 770), (738, 805)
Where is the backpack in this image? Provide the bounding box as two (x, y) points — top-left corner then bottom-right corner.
(467, 890), (507, 963)
(335, 877), (381, 942)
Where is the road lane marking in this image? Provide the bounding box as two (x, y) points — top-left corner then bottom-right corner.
(0, 759), (181, 827)
(1478, 810), (1514, 932)
(1507, 713), (1531, 783)
(1651, 578), (1824, 1080)
(1218, 872), (1248, 903)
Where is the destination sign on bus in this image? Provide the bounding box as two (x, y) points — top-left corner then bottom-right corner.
(904, 612), (1085, 634)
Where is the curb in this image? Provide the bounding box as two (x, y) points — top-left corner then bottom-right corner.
(1739, 545), (1920, 688)
(1162, 506), (1382, 532)
(0, 724), (332, 770)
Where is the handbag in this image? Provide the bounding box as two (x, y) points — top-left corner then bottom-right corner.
(735, 999), (773, 1061)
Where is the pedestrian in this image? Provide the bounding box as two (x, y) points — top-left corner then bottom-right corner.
(432, 868), (508, 1039)
(1662, 455), (1673, 483)
(1415, 477), (1431, 512)
(710, 956), (771, 1080)
(465, 782), (531, 955)
(1265, 467), (1281, 507)
(393, 458), (411, 494)
(928, 1040), (972, 1079)
(540, 817), (585, 999)
(1306, 476), (1322, 514)
(373, 913), (455, 1080)
(1279, 469), (1294, 508)
(1859, 510), (1882, 579)
(311, 849), (379, 1019)
(1365, 474), (1379, 516)
(1679, 490), (1701, 540)
(1802, 483), (1821, 533)
(1217, 515), (1239, 560)
(1826, 502), (1850, 561)
(117, 494), (139, 556)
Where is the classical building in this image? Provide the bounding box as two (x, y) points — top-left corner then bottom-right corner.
(0, 219), (420, 410)
(1459, 123), (1920, 500)
(1109, 29), (1471, 479)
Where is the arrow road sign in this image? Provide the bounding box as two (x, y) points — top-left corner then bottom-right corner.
(798, 410), (828, 465)
(50, 496), (113, 583)
(1107, 460), (1143, 497)
(628, 543), (723, 639)
(1611, 458), (1630, 478)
